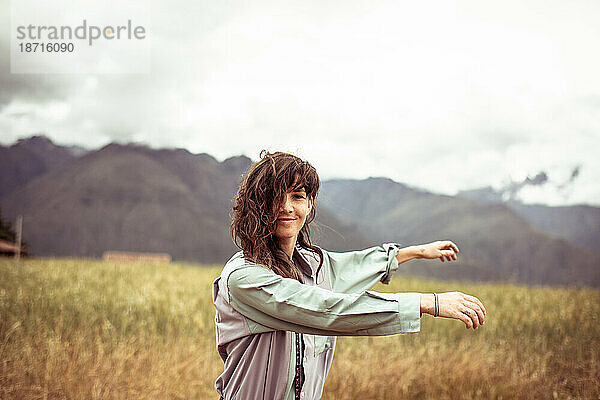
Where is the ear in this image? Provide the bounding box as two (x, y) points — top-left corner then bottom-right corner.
(308, 196), (313, 211)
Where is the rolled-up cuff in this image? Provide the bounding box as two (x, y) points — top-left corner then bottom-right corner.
(395, 292), (421, 332)
(379, 243), (401, 284)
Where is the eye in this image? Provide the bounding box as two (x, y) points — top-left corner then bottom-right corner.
(293, 194), (306, 200)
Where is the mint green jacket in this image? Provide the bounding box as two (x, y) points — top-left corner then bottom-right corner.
(213, 244), (421, 400)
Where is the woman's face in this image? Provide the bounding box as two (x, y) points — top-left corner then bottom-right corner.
(274, 186), (313, 243)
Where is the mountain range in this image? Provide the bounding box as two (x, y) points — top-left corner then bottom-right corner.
(0, 137), (366, 263)
(1, 135), (598, 287)
(320, 179), (598, 287)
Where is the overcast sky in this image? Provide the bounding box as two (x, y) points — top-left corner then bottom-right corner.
(1, 0), (599, 206)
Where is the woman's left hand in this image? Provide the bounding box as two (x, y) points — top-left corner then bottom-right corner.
(413, 240), (459, 262)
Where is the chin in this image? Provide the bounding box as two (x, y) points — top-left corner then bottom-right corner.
(274, 230), (297, 241)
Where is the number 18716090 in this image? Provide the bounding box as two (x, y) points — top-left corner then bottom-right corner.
(19, 42), (74, 52)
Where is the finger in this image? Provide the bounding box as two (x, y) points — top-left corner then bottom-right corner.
(458, 311), (472, 329)
(468, 296), (486, 317)
(464, 301), (485, 325)
(441, 241), (459, 253)
(454, 309), (470, 328)
(462, 307), (479, 329)
(449, 241), (459, 254)
(465, 295), (486, 316)
(440, 256), (445, 262)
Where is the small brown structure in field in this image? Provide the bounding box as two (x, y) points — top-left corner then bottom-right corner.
(102, 251), (171, 264)
(0, 239), (27, 258)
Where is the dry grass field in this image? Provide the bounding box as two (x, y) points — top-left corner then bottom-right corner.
(1, 258), (598, 399)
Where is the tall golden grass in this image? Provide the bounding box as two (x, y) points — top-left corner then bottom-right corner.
(1, 258), (598, 399)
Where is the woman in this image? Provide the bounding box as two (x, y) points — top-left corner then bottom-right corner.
(213, 151), (486, 400)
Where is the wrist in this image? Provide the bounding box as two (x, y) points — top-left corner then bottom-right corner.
(420, 293), (435, 315)
(396, 246), (420, 264)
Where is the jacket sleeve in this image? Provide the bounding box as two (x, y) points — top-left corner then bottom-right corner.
(227, 264), (420, 337)
(322, 243), (402, 294)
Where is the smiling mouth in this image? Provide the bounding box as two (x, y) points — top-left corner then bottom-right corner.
(277, 218), (296, 221)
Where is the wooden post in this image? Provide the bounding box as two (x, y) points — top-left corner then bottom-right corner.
(14, 215), (22, 260)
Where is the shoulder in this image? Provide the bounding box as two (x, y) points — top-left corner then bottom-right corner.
(222, 251), (265, 277)
(221, 251), (280, 284)
(218, 252), (273, 300)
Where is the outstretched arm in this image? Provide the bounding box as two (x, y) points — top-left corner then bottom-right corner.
(323, 241), (460, 294)
(227, 263), (486, 334)
(396, 240), (460, 264)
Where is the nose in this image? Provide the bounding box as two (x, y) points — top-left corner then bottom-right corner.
(281, 194), (293, 213)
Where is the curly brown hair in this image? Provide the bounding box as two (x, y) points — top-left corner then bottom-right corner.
(230, 151), (323, 281)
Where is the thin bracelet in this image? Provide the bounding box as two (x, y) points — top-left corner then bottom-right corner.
(433, 292), (439, 317)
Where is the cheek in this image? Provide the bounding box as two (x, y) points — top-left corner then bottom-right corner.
(299, 208), (310, 224)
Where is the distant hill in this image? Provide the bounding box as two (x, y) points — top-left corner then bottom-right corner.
(0, 135), (83, 198)
(320, 178), (600, 287)
(458, 186), (600, 253)
(508, 203), (600, 252)
(0, 142), (369, 263)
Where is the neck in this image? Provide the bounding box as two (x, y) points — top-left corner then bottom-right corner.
(278, 236), (297, 260)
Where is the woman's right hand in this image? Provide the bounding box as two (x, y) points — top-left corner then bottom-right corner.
(421, 292), (486, 329)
